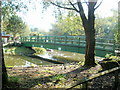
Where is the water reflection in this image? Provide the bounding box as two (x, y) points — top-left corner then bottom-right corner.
(4, 49), (103, 67)
(4, 54), (53, 67)
(43, 49), (103, 63)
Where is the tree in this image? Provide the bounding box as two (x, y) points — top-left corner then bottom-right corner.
(5, 14), (26, 37)
(43, 0), (103, 66)
(1, 0), (27, 32)
(1, 1), (27, 36)
(95, 15), (115, 38)
(0, 1), (8, 87)
(95, 10), (118, 43)
(50, 11), (84, 36)
(1, 0), (28, 87)
(110, 9), (119, 44)
(22, 25), (31, 36)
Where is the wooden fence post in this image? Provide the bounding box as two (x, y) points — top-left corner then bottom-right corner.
(79, 37), (81, 45)
(113, 40), (116, 56)
(37, 35), (39, 42)
(82, 82), (88, 90)
(113, 70), (120, 90)
(65, 36), (67, 44)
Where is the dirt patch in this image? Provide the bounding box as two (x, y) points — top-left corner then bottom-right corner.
(4, 64), (120, 89)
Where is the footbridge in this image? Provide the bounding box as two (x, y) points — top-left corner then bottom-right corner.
(20, 36), (116, 57)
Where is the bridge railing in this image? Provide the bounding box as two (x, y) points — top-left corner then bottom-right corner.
(20, 35), (86, 45)
(20, 35), (116, 53)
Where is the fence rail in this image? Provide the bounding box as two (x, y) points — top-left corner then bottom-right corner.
(20, 35), (116, 51)
(20, 35), (119, 57)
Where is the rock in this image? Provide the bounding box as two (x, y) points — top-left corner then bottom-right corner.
(99, 60), (119, 70)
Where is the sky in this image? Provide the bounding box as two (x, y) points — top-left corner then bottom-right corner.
(19, 0), (120, 32)
(95, 0), (119, 17)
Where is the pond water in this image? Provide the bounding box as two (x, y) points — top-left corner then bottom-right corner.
(4, 54), (53, 67)
(4, 48), (103, 67)
(31, 49), (103, 64)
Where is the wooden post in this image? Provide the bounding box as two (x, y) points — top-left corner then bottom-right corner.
(65, 36), (67, 44)
(54, 36), (56, 43)
(25, 37), (26, 42)
(35, 36), (37, 42)
(71, 37), (73, 44)
(79, 37), (81, 45)
(37, 35), (39, 42)
(19, 36), (21, 42)
(113, 39), (116, 56)
(82, 81), (88, 90)
(113, 70), (119, 90)
(30, 36), (32, 42)
(41, 36), (42, 42)
(45, 36), (47, 42)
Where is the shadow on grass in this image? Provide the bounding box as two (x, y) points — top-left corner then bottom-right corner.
(3, 65), (95, 89)
(3, 74), (57, 89)
(66, 65), (93, 75)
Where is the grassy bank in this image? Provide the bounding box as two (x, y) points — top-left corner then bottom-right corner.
(4, 46), (35, 55)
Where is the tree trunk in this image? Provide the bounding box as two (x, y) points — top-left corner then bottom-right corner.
(77, 2), (97, 66)
(49, 0), (99, 66)
(0, 28), (8, 88)
(84, 28), (96, 66)
(2, 45), (8, 86)
(0, 1), (8, 87)
(84, 2), (96, 66)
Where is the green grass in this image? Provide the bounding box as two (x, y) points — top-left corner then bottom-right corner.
(8, 76), (20, 83)
(4, 46), (35, 55)
(50, 74), (66, 81)
(32, 47), (46, 55)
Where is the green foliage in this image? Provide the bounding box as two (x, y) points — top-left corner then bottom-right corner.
(104, 55), (120, 65)
(50, 10), (118, 39)
(109, 56), (120, 61)
(32, 47), (46, 55)
(2, 0), (29, 36)
(5, 15), (26, 36)
(95, 15), (117, 39)
(50, 74), (66, 81)
(22, 25), (31, 36)
(78, 61), (84, 65)
(4, 47), (35, 55)
(30, 28), (48, 36)
(105, 54), (112, 59)
(95, 10), (119, 44)
(37, 83), (42, 86)
(49, 13), (84, 36)
(8, 76), (20, 83)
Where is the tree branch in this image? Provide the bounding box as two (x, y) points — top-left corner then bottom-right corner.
(94, 0), (103, 10)
(50, 1), (77, 11)
(56, 2), (77, 6)
(68, 0), (79, 12)
(77, 1), (88, 25)
(84, 0), (88, 6)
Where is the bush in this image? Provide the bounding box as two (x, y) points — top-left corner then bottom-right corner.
(32, 47), (46, 55)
